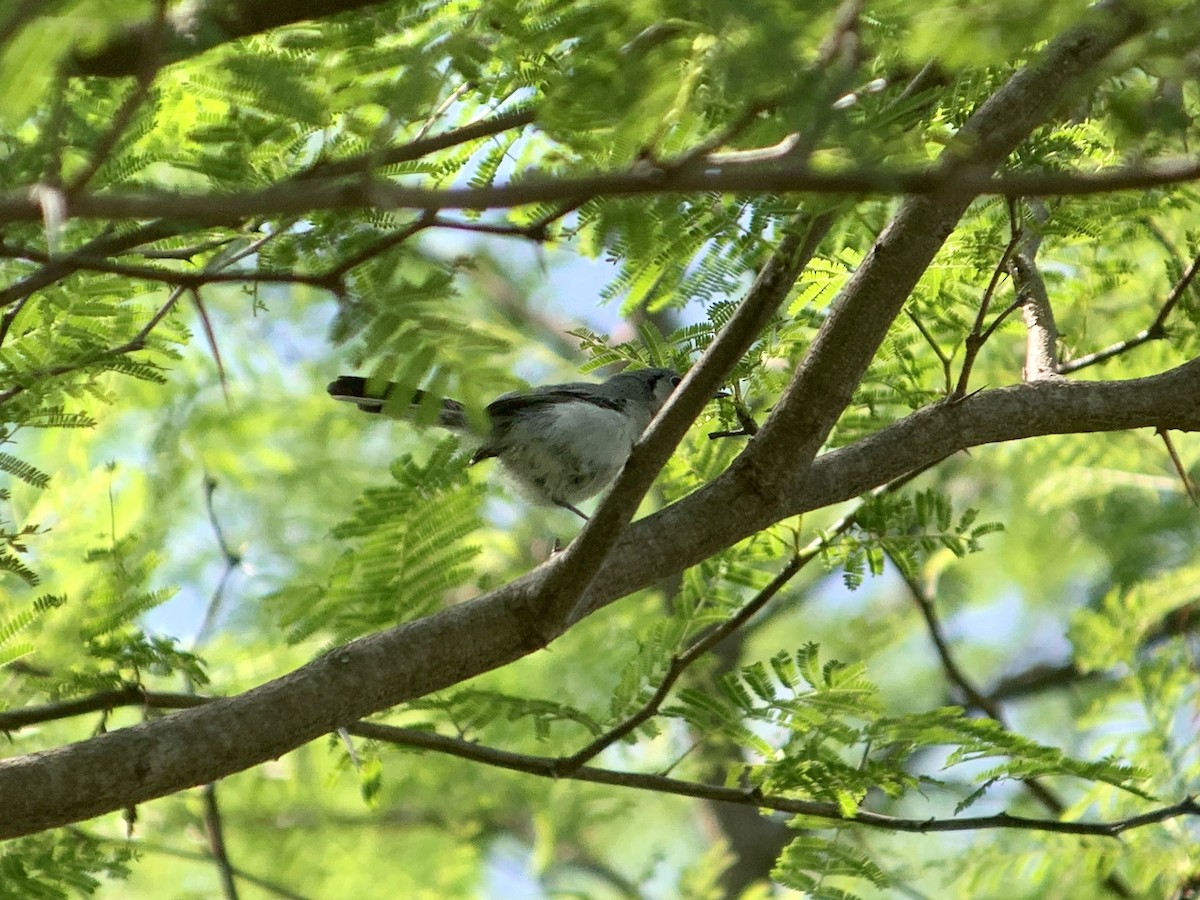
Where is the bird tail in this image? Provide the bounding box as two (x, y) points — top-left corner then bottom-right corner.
(326, 376), (469, 430)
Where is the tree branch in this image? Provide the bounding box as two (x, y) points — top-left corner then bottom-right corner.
(1011, 201), (1060, 381)
(0, 285), (186, 407)
(561, 210), (834, 627)
(739, 0), (1147, 502)
(9, 691), (1197, 841)
(1059, 245), (1200, 374)
(953, 198), (1024, 397)
(0, 688), (201, 732)
(340, 723), (1200, 840)
(0, 240), (342, 292)
(201, 783), (239, 900)
(294, 107), (537, 182)
(560, 463), (931, 772)
(890, 548), (1132, 896)
(66, 0), (168, 195)
(0, 220), (185, 309)
(70, 827), (310, 900)
(0, 230), (286, 406)
(4, 158), (1198, 227)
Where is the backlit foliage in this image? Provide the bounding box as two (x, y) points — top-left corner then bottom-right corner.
(2, 1), (1200, 897)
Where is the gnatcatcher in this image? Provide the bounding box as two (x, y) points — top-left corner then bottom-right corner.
(328, 368), (711, 519)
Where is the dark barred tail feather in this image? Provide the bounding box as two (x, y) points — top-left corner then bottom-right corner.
(326, 377), (468, 429)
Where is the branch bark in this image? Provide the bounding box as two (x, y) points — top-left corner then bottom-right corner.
(4, 158), (1199, 227)
(1012, 201), (1060, 381)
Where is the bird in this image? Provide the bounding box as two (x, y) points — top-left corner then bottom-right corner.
(328, 367), (697, 519)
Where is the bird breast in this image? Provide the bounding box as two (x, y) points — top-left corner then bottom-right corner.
(498, 402), (641, 506)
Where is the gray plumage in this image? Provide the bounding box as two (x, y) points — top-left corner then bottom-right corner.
(327, 368), (683, 519)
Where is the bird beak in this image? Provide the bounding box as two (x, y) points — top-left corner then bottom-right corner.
(713, 389), (731, 399)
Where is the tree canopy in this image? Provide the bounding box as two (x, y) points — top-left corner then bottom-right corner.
(3, 0), (1200, 897)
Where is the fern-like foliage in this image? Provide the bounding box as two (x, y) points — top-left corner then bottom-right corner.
(0, 830), (133, 897)
(0, 452), (49, 489)
(668, 642), (1147, 898)
(773, 836), (892, 900)
(829, 488), (1004, 590)
(0, 594), (63, 670)
(63, 632), (208, 699)
(408, 688), (604, 742)
(279, 438), (484, 643)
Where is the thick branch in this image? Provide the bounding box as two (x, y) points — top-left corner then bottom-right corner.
(1015, 254), (1061, 380)
(732, 0), (1147, 498)
(3, 159), (1196, 227)
(593, 358), (1200, 607)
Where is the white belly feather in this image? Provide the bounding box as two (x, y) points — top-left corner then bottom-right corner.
(497, 402), (641, 507)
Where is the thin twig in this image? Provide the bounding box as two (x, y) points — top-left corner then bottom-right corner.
(888, 552), (1133, 897)
(68, 827), (309, 900)
(953, 198), (1023, 398)
(888, 554), (1002, 718)
(0, 293), (32, 348)
(4, 688), (1192, 842)
(906, 308), (954, 395)
(201, 783), (239, 900)
(778, 0), (865, 162)
(138, 236), (241, 261)
(1059, 247), (1200, 374)
(352, 721), (1200, 840)
(192, 475), (245, 899)
(557, 464), (933, 773)
(323, 213), (434, 280)
(891, 60), (947, 108)
(1157, 427), (1199, 506)
(0, 241), (342, 291)
(988, 662), (1094, 702)
(413, 83), (472, 143)
(0, 687), (202, 732)
(555, 554), (805, 773)
(195, 475), (243, 645)
(0, 285), (186, 406)
(190, 289), (229, 402)
(0, 220), (185, 309)
(975, 296), (1026, 346)
(708, 394), (762, 439)
(295, 106), (536, 182)
(0, 228), (289, 406)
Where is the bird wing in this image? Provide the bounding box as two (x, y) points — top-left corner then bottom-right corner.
(471, 388), (624, 465)
(484, 387), (622, 420)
